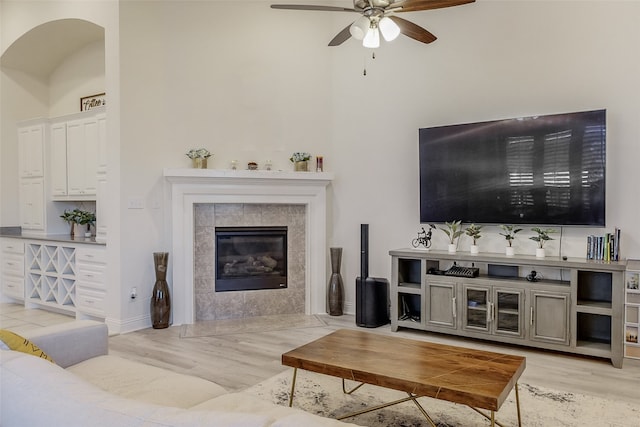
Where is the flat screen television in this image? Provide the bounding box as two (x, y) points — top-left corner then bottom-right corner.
(419, 109), (606, 226)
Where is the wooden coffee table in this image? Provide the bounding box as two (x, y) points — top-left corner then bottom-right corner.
(282, 329), (525, 426)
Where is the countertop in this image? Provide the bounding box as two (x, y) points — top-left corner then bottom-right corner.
(0, 227), (105, 246)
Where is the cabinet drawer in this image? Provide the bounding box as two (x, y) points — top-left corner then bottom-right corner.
(76, 288), (106, 315)
(77, 263), (106, 286)
(76, 248), (106, 264)
(1, 276), (25, 299)
(1, 240), (24, 254)
(2, 255), (24, 276)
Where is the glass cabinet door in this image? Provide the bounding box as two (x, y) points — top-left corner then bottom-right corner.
(464, 286), (489, 331)
(494, 289), (523, 337)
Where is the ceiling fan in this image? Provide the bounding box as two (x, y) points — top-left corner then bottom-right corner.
(271, 0), (475, 48)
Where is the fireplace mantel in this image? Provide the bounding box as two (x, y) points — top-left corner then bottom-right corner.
(164, 168), (334, 325)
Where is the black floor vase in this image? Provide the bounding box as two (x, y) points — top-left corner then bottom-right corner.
(328, 247), (344, 316)
(150, 252), (171, 329)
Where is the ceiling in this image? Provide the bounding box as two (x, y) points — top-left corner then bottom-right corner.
(1, 18), (104, 79)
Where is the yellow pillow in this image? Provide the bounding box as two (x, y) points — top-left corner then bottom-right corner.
(0, 329), (55, 364)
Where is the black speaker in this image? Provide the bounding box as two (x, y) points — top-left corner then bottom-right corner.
(356, 224), (389, 328)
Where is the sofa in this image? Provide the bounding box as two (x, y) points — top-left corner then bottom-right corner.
(0, 320), (356, 427)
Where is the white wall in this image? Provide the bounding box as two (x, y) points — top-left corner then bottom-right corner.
(49, 40), (105, 117)
(2, 0), (639, 326)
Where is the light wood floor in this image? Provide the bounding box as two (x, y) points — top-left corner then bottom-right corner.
(2, 303), (639, 405)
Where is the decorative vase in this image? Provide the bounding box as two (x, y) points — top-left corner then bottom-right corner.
(327, 247), (344, 316)
(192, 158), (207, 169)
(506, 246), (515, 257)
(69, 222), (75, 238)
(448, 243), (457, 254)
(470, 244), (479, 255)
(294, 160), (308, 172)
(536, 248), (545, 258)
(150, 252), (171, 329)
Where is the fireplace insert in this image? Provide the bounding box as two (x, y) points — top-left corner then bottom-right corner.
(215, 226), (287, 292)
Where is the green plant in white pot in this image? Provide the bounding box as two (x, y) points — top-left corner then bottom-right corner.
(465, 224), (483, 254)
(530, 227), (555, 258)
(440, 220), (463, 253)
(499, 224), (522, 256)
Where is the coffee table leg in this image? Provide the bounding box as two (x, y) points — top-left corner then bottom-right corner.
(491, 411), (495, 427)
(288, 368), (298, 407)
(515, 382), (522, 427)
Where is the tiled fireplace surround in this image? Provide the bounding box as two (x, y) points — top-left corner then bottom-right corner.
(193, 203), (305, 320)
(165, 169), (334, 325)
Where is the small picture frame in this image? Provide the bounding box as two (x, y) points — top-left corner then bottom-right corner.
(80, 93), (106, 111)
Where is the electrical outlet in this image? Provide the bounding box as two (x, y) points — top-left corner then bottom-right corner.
(130, 287), (137, 300)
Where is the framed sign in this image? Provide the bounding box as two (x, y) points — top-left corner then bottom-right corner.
(80, 93), (106, 111)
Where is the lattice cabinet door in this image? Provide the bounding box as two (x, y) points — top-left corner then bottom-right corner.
(25, 243), (77, 313)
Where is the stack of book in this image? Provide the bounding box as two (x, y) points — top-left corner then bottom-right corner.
(587, 228), (621, 261)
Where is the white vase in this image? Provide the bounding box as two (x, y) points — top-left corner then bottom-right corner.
(536, 248), (545, 258)
(448, 244), (457, 253)
(505, 246), (515, 257)
(470, 244), (479, 255)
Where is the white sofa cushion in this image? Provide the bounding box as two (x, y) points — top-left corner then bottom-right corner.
(0, 350), (275, 427)
(68, 354), (228, 408)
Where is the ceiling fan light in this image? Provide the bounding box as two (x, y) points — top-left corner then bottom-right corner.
(379, 16), (400, 42)
(349, 16), (370, 41)
(362, 28), (380, 49)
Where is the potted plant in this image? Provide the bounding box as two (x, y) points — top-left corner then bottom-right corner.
(289, 152), (311, 171)
(530, 227), (555, 258)
(186, 148), (212, 169)
(76, 210), (97, 238)
(465, 224), (483, 254)
(440, 220), (463, 253)
(499, 224), (522, 256)
(60, 209), (79, 237)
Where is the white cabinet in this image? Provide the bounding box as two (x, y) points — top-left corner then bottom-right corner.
(18, 123), (44, 178)
(1, 238), (25, 301)
(19, 178), (45, 231)
(18, 121), (46, 232)
(66, 116), (99, 197)
(75, 247), (107, 317)
(50, 109), (104, 199)
(50, 122), (68, 196)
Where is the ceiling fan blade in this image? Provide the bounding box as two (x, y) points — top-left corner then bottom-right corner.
(389, 16), (437, 44)
(328, 24), (353, 46)
(271, 4), (356, 12)
(391, 0), (475, 13)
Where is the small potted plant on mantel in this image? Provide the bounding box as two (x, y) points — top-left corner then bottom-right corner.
(440, 220), (464, 253)
(499, 224), (522, 257)
(290, 152), (311, 172)
(186, 148), (212, 169)
(465, 224), (483, 254)
(530, 227), (556, 258)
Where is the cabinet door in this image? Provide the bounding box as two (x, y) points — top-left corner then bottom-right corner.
(425, 280), (457, 329)
(530, 290), (570, 345)
(19, 179), (44, 230)
(18, 124), (44, 177)
(493, 288), (524, 338)
(66, 117), (98, 196)
(50, 122), (68, 196)
(96, 113), (107, 174)
(463, 284), (490, 333)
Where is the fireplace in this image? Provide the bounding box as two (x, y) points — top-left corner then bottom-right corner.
(164, 168), (333, 325)
(215, 226), (287, 292)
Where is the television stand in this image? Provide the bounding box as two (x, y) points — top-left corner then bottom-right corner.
(389, 249), (626, 368)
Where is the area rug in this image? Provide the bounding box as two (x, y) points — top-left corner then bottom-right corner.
(179, 314), (327, 338)
(244, 369), (640, 427)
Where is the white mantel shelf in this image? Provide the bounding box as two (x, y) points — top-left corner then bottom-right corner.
(164, 168), (334, 325)
(164, 168), (335, 183)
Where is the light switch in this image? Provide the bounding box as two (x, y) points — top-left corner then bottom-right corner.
(127, 197), (144, 209)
